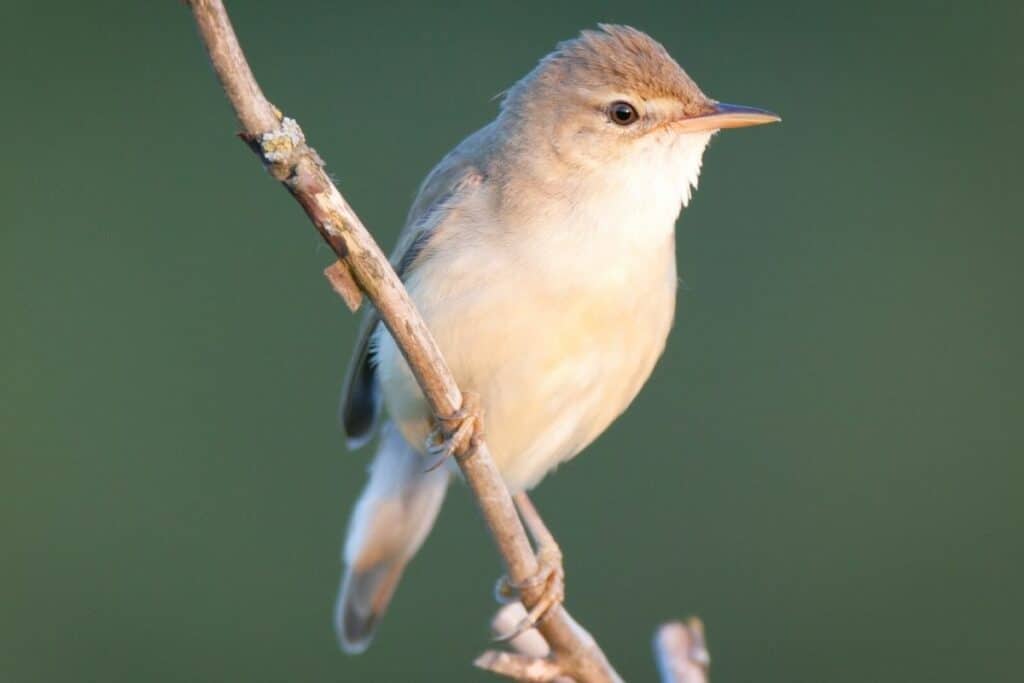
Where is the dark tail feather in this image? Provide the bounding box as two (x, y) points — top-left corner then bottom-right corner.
(336, 560), (406, 653)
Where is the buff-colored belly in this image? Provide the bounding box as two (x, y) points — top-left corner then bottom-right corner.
(375, 238), (677, 492)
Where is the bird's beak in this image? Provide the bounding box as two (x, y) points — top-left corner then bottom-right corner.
(675, 102), (781, 133)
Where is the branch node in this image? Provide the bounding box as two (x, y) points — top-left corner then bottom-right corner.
(260, 116), (304, 162)
(254, 116), (316, 181)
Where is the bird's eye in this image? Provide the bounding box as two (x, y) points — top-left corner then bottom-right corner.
(609, 101), (639, 126)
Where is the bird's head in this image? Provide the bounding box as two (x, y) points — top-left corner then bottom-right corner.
(499, 25), (779, 205)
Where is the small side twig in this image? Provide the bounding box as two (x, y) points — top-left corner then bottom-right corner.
(653, 620), (710, 683)
(475, 651), (567, 683)
(323, 260), (363, 312)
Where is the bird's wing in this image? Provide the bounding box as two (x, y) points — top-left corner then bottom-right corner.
(339, 124), (492, 449)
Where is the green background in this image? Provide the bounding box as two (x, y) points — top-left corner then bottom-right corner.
(3, 1), (1021, 681)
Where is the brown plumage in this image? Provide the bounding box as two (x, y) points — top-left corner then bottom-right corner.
(504, 24), (714, 118)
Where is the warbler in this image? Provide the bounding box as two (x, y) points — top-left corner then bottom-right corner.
(335, 24), (778, 653)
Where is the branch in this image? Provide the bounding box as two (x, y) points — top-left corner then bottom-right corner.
(483, 606), (711, 683)
(186, 1), (619, 680)
(480, 604), (577, 683)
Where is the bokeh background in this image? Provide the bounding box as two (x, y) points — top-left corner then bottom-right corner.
(3, 1), (1021, 681)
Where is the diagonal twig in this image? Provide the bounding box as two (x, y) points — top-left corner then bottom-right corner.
(185, 1), (620, 680)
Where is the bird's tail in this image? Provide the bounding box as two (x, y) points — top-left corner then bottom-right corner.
(335, 422), (449, 653)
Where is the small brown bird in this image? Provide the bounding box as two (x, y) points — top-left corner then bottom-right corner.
(335, 24), (778, 652)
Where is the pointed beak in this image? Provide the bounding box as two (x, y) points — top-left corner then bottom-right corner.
(675, 102), (781, 133)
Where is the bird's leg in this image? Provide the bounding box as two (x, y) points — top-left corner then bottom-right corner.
(424, 391), (482, 471)
(493, 492), (566, 642)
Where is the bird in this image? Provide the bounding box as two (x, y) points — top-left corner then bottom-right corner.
(334, 24), (778, 653)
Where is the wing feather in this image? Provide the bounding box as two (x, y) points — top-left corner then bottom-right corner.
(339, 124), (493, 449)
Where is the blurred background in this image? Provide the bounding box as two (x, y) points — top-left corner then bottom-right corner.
(2, 1), (1021, 681)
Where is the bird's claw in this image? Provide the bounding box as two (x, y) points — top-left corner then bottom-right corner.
(492, 545), (565, 642)
(424, 391), (482, 472)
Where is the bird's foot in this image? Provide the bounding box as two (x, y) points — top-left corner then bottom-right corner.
(492, 542), (565, 642)
(424, 391), (483, 471)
